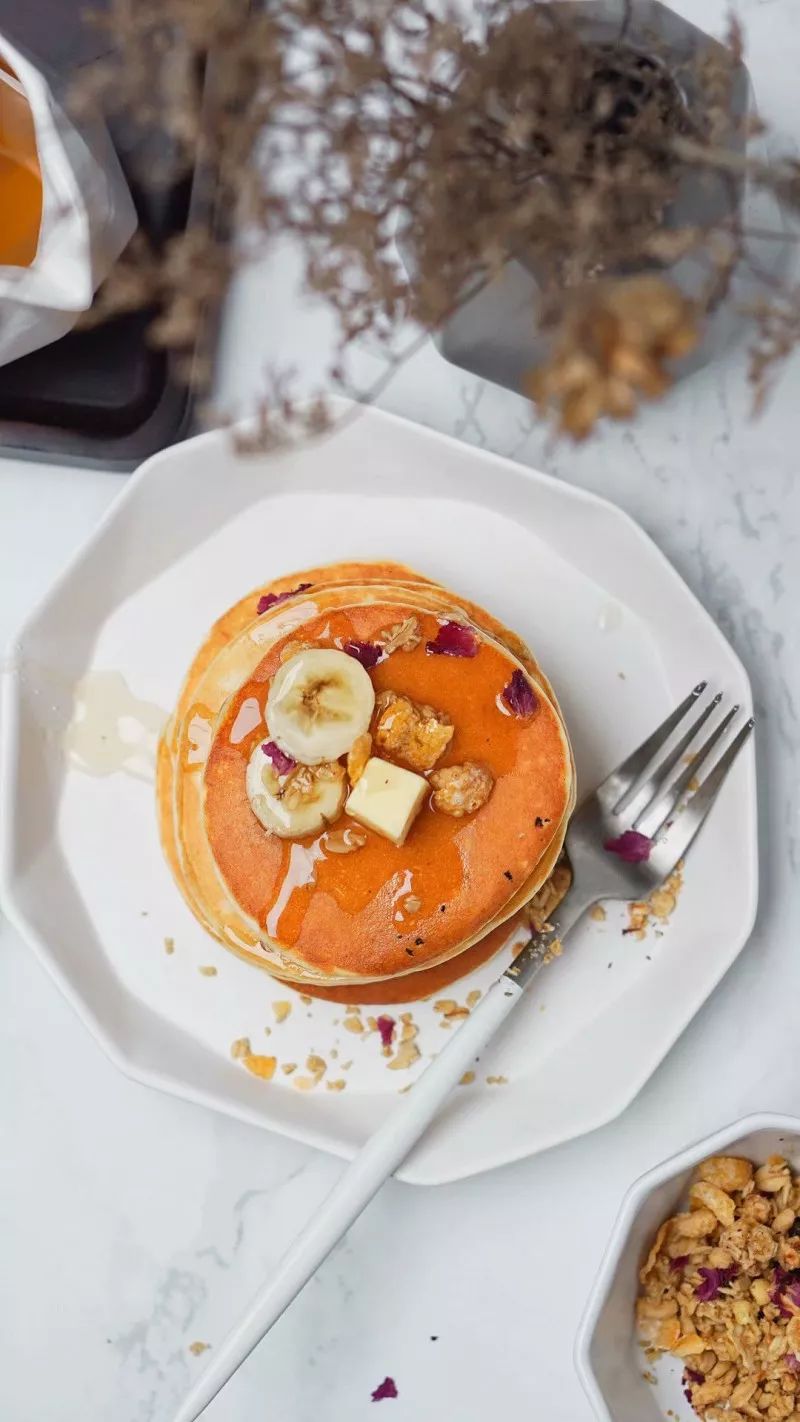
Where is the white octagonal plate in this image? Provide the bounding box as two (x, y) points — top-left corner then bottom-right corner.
(0, 402), (757, 1185)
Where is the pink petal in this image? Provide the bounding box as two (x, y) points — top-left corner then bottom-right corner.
(501, 669), (537, 717)
(371, 1378), (398, 1402)
(604, 830), (653, 863)
(257, 582), (312, 615)
(343, 640), (383, 670)
(426, 621), (478, 658)
(262, 741), (296, 775)
(376, 1015), (396, 1049)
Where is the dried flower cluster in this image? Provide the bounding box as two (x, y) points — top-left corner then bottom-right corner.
(76, 0), (800, 442)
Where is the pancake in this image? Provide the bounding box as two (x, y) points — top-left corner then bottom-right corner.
(157, 562), (575, 993)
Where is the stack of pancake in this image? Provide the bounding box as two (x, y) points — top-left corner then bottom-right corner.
(157, 561), (575, 998)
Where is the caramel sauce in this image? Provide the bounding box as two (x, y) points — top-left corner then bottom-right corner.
(203, 602), (568, 978)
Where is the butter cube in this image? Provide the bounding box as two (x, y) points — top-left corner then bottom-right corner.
(345, 756), (428, 846)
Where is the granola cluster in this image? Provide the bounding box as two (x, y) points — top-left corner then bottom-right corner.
(373, 689), (454, 774)
(638, 1154), (800, 1420)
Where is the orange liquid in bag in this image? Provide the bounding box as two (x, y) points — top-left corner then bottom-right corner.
(0, 60), (42, 267)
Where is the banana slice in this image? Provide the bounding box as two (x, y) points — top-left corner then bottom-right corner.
(266, 648), (375, 765)
(246, 742), (346, 838)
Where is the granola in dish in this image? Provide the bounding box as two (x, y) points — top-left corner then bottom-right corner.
(637, 1153), (800, 1420)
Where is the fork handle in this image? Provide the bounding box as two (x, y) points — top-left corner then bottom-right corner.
(172, 972), (533, 1422)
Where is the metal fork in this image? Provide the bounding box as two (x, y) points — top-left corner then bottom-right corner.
(511, 681), (754, 988)
(173, 683), (754, 1422)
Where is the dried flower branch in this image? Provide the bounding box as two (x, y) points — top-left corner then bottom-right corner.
(75, 0), (800, 444)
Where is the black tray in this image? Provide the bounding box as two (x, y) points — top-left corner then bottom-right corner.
(0, 3), (215, 470)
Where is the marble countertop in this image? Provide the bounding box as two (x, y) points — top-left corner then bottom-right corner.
(2, 2), (800, 1419)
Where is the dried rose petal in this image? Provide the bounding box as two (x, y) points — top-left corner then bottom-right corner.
(371, 1378), (398, 1402)
(376, 1015), (396, 1049)
(787, 1354), (800, 1374)
(694, 1264), (738, 1301)
(684, 1369), (704, 1386)
(604, 830), (653, 863)
(257, 582), (311, 615)
(343, 639), (382, 669)
(501, 669), (537, 717)
(426, 620), (478, 658)
(262, 740), (296, 775)
(787, 1281), (800, 1309)
(669, 1255), (690, 1273)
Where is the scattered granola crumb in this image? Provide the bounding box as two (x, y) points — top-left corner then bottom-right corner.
(230, 1037), (251, 1060)
(542, 938), (563, 965)
(293, 1075), (316, 1090)
(627, 862), (684, 938)
(272, 1001), (292, 1023)
(330, 1048), (338, 1060)
(341, 1060), (353, 1071)
(387, 1040), (421, 1071)
(590, 904), (607, 922)
(459, 1071), (476, 1085)
(264, 1026), (271, 1036)
(343, 1015), (364, 1034)
(486, 1075), (508, 1085)
(642, 1369), (657, 1385)
(466, 990), (482, 1009)
(281, 1062), (297, 1075)
(300, 994), (312, 1006)
(242, 1053), (276, 1080)
(326, 1079), (346, 1092)
(198, 964), (217, 976)
(434, 999), (469, 1020)
(306, 1054), (326, 1078)
(164, 936), (175, 954)
(400, 1020), (418, 1044)
(188, 1341), (210, 1356)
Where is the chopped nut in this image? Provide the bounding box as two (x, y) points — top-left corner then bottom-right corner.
(293, 1075), (317, 1091)
(230, 1036), (251, 1059)
(272, 1001), (292, 1023)
(378, 616), (422, 654)
(387, 1040), (420, 1071)
(324, 825), (368, 854)
(282, 761), (346, 811)
(430, 761), (494, 817)
(373, 689), (453, 773)
(242, 1053), (277, 1080)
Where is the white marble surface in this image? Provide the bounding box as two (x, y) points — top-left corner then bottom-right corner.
(2, 2), (800, 1419)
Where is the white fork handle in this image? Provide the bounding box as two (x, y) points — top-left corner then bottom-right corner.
(173, 975), (524, 1422)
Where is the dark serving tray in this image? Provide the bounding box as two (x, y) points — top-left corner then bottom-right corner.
(0, 2), (217, 470)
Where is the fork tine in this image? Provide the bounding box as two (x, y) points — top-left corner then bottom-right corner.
(616, 693), (722, 822)
(635, 703), (739, 839)
(650, 717), (755, 872)
(595, 682), (707, 811)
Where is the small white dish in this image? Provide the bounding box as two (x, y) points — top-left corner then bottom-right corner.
(0, 399), (757, 1184)
(576, 1112), (800, 1422)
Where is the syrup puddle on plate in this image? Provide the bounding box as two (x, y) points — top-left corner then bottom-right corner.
(63, 670), (168, 781)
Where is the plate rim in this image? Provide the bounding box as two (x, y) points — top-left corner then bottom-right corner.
(0, 400), (759, 1185)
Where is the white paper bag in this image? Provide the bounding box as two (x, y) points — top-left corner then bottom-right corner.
(0, 33), (137, 367)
